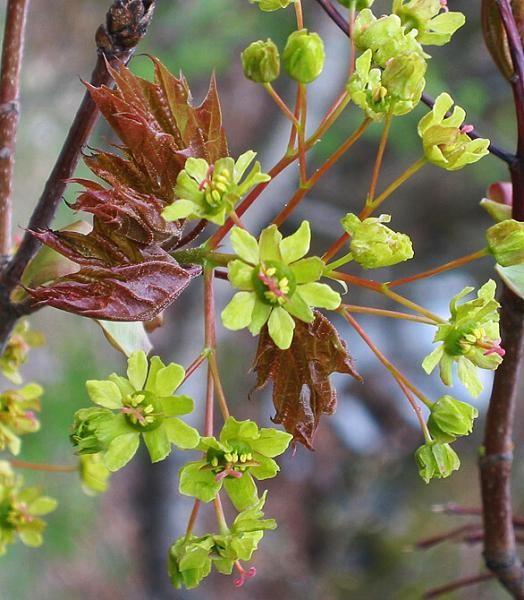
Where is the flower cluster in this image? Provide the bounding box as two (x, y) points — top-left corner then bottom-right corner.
(0, 384), (42, 455)
(422, 280), (503, 397)
(162, 152), (270, 226)
(168, 493), (276, 589)
(0, 462), (57, 555)
(179, 417), (292, 510)
(71, 351), (199, 471)
(221, 222), (341, 349)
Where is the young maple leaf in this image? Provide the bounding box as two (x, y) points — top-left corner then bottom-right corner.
(27, 58), (229, 321)
(251, 311), (362, 449)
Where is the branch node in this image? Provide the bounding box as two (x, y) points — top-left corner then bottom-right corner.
(479, 450), (513, 468)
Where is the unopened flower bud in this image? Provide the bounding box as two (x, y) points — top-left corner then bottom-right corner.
(415, 441), (460, 483)
(341, 213), (414, 269)
(283, 29), (325, 84)
(427, 395), (478, 442)
(241, 39), (280, 83)
(487, 219), (524, 267)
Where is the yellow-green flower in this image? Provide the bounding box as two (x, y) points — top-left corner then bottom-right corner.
(221, 222), (341, 349)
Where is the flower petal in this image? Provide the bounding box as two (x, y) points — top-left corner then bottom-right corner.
(290, 256), (324, 283)
(143, 427), (171, 463)
(127, 351), (148, 391)
(298, 282), (341, 310)
(103, 432), (140, 472)
(184, 157), (210, 182)
(86, 380), (122, 409)
(259, 225), (283, 262)
(279, 221), (311, 264)
(268, 306), (295, 349)
(154, 363), (185, 396)
(230, 227), (260, 264)
(223, 473), (258, 511)
(163, 417), (200, 449)
(162, 199), (198, 222)
(233, 150), (256, 182)
(284, 292), (314, 322)
(221, 292), (256, 330)
(248, 299), (272, 335)
(228, 259), (255, 290)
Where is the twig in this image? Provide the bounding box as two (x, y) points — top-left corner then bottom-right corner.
(175, 219), (208, 249)
(480, 2), (524, 597)
(312, 0), (515, 165)
(0, 0), (30, 258)
(424, 573), (495, 599)
(0, 0), (156, 352)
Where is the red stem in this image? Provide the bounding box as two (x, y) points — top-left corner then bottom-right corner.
(0, 0), (29, 258)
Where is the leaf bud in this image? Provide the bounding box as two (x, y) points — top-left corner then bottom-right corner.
(283, 29), (325, 84)
(250, 0), (295, 11)
(241, 39), (280, 83)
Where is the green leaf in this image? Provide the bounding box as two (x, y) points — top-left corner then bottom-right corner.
(164, 417), (200, 449)
(223, 473), (259, 511)
(179, 461), (222, 502)
(221, 292), (255, 330)
(86, 380), (122, 409)
(422, 346), (443, 374)
(268, 306), (295, 349)
(19, 530), (43, 548)
(230, 227), (259, 264)
(127, 351), (148, 391)
(250, 428), (293, 457)
(162, 199), (197, 221)
(279, 221), (310, 264)
(457, 357), (483, 398)
(103, 432), (140, 471)
(143, 427), (172, 463)
(96, 320), (152, 357)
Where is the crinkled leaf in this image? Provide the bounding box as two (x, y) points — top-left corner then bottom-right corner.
(252, 311), (361, 448)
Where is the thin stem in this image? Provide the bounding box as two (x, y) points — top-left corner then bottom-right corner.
(204, 268), (216, 437)
(0, 0), (30, 258)
(8, 458), (77, 473)
(341, 310), (432, 433)
(309, 89), (351, 144)
(359, 158), (426, 219)
(381, 285), (444, 323)
(295, 0), (304, 29)
(328, 270), (382, 291)
(324, 251), (353, 271)
(341, 304), (435, 325)
(184, 499), (201, 539)
(214, 494), (229, 535)
(272, 118), (370, 227)
(182, 349), (210, 384)
(388, 249), (489, 288)
(175, 219), (208, 249)
(322, 232), (349, 262)
(367, 112), (392, 203)
(208, 352), (231, 421)
(263, 83), (300, 129)
(297, 83), (308, 186)
(424, 573), (495, 599)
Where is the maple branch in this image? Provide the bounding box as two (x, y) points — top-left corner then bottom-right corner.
(312, 0), (515, 165)
(0, 0), (30, 259)
(0, 0), (156, 352)
(423, 573), (495, 599)
(480, 2), (524, 597)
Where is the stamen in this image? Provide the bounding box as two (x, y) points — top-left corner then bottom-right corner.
(198, 165), (215, 191)
(460, 124), (474, 134)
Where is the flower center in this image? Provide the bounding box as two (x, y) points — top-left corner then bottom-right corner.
(121, 391), (161, 431)
(206, 444), (258, 481)
(252, 261), (296, 306)
(200, 165), (233, 210)
(446, 326), (505, 358)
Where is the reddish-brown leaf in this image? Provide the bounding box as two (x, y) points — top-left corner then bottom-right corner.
(28, 261), (200, 321)
(252, 312), (362, 449)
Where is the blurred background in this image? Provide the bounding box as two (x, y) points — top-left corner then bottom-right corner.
(0, 0), (519, 598)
